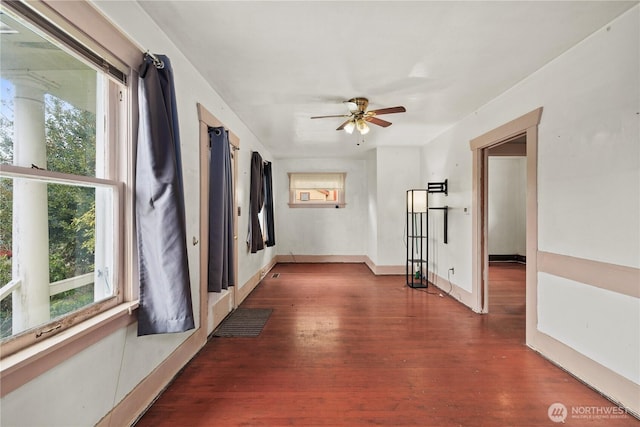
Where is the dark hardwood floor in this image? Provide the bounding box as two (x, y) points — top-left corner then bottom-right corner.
(136, 263), (637, 426)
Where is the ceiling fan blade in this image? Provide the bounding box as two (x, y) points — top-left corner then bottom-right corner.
(369, 106), (406, 115)
(336, 119), (353, 131)
(311, 114), (351, 119)
(365, 116), (392, 128)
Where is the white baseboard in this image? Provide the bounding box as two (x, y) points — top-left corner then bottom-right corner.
(96, 328), (206, 427)
(275, 254), (367, 264)
(428, 272), (477, 312)
(274, 254), (405, 276)
(236, 257), (277, 306)
(530, 328), (640, 418)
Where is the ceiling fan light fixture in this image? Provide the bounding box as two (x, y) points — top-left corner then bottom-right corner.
(311, 97), (405, 136)
(356, 119), (369, 135)
(344, 121), (356, 134)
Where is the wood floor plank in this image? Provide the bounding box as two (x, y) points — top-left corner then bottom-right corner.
(136, 263), (638, 426)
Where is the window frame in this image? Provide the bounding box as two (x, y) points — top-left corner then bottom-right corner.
(0, 165), (124, 356)
(0, 0), (141, 397)
(288, 172), (347, 208)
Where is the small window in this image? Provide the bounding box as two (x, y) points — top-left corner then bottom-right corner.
(288, 172), (346, 208)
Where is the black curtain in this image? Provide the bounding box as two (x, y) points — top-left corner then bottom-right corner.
(208, 126), (235, 293)
(263, 162), (276, 247)
(248, 152), (264, 253)
(136, 54), (194, 336)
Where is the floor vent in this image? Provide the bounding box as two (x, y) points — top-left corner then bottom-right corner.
(271, 273), (280, 278)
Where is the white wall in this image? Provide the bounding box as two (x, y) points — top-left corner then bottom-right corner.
(421, 129), (474, 292)
(273, 147), (421, 268)
(538, 273), (640, 384)
(0, 2), (276, 426)
(274, 157), (367, 256)
(422, 4), (639, 392)
(366, 149), (378, 264)
(488, 157), (526, 256)
(374, 146), (422, 267)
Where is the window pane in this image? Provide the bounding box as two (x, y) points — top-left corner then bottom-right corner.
(295, 189), (337, 202)
(0, 178), (13, 338)
(289, 173), (344, 189)
(0, 176), (115, 339)
(289, 172), (346, 206)
(0, 7), (102, 178)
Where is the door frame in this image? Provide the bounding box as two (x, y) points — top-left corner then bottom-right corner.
(197, 103), (239, 334)
(470, 107), (542, 345)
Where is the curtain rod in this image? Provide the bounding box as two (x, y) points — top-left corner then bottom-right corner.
(209, 126), (240, 151)
(144, 51), (165, 69)
(251, 151), (270, 163)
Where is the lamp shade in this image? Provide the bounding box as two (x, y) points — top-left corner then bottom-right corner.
(344, 121), (355, 134)
(356, 119), (370, 135)
(407, 190), (427, 212)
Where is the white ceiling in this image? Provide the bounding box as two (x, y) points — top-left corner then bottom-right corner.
(137, 1), (636, 159)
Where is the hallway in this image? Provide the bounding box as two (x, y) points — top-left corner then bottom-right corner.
(136, 263), (636, 426)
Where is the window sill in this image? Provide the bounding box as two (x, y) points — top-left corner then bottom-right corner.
(288, 203), (346, 209)
(0, 301), (139, 397)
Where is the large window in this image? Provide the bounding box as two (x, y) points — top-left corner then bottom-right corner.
(0, 2), (130, 357)
(288, 172), (346, 208)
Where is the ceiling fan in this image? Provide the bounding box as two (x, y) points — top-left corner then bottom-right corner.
(310, 97), (406, 135)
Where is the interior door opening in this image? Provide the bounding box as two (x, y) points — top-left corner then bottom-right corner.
(470, 106), (542, 346)
(486, 135), (527, 340)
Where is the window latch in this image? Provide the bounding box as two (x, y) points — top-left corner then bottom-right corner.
(35, 324), (62, 338)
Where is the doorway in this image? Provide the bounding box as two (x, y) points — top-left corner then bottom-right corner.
(486, 137), (527, 340)
(470, 107), (542, 345)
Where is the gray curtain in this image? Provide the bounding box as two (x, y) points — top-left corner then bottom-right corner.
(136, 54), (195, 336)
(248, 151), (264, 253)
(263, 162), (275, 247)
(208, 126), (235, 293)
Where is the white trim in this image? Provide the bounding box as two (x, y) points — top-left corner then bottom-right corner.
(0, 279), (22, 301)
(275, 254), (367, 264)
(275, 255), (407, 276)
(530, 331), (640, 419)
(538, 251), (640, 299)
(235, 257), (277, 308)
(49, 272), (94, 296)
(364, 257), (404, 275)
(429, 272), (478, 312)
(287, 202), (346, 209)
(96, 324), (205, 427)
(0, 164), (119, 188)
